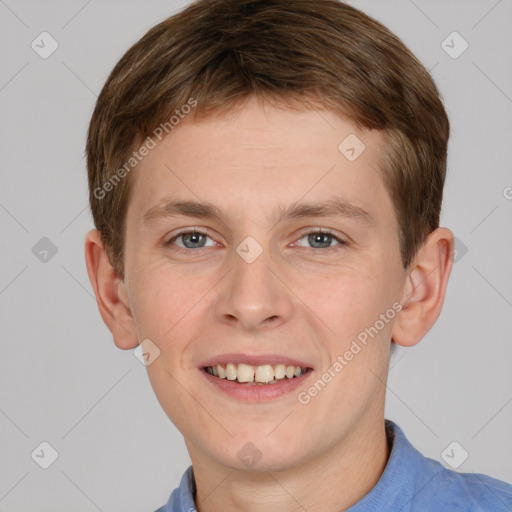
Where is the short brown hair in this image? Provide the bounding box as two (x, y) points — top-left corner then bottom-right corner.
(86, 0), (449, 279)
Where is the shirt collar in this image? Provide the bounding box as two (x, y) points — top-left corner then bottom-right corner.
(162, 419), (439, 512)
(345, 419), (441, 511)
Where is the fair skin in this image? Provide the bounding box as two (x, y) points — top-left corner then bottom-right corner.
(85, 96), (453, 512)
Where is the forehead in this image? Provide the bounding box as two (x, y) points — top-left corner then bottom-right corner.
(126, 98), (392, 229)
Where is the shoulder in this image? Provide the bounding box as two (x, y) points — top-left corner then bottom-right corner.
(154, 465), (196, 512)
(423, 461), (512, 511)
(405, 443), (512, 511)
(383, 421), (512, 511)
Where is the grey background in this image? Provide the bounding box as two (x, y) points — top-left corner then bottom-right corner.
(1, 0), (511, 510)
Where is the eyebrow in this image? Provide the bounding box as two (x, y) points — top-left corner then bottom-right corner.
(141, 197), (374, 227)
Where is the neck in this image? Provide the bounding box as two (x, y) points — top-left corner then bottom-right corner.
(187, 414), (390, 512)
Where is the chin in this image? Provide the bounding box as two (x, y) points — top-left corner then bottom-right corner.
(215, 437), (310, 473)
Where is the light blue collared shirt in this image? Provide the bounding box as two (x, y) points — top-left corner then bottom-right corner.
(155, 420), (512, 511)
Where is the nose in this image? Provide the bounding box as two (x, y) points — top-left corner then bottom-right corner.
(213, 242), (293, 331)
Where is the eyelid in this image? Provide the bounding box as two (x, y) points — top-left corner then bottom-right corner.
(296, 227), (336, 238)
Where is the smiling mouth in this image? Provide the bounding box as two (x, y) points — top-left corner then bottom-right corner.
(203, 363), (312, 385)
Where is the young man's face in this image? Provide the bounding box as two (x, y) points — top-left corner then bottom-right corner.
(120, 97), (408, 471)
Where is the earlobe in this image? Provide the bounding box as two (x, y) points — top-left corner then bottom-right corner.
(84, 229), (139, 350)
(392, 228), (454, 348)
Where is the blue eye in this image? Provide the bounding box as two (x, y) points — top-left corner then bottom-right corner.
(295, 229), (346, 250)
(165, 228), (346, 254)
(165, 230), (216, 252)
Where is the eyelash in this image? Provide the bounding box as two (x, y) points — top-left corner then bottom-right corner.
(164, 227), (347, 255)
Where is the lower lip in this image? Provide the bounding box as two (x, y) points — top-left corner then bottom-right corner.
(200, 368), (314, 402)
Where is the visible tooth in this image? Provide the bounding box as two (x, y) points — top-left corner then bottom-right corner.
(255, 364), (275, 384)
(237, 363), (254, 383)
(213, 362), (307, 382)
(225, 363), (237, 381)
(274, 364), (286, 380)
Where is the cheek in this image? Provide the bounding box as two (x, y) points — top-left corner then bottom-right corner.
(128, 263), (218, 368)
(128, 265), (189, 339)
(309, 271), (398, 384)
(303, 263), (390, 340)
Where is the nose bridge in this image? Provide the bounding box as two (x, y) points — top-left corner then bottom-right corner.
(214, 236), (292, 329)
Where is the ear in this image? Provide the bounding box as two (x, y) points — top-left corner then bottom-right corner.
(84, 229), (139, 350)
(392, 227), (454, 347)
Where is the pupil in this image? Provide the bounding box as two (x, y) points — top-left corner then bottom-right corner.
(310, 233), (330, 248)
(185, 232), (205, 248)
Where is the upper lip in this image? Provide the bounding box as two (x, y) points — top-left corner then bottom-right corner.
(200, 353), (314, 369)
